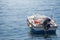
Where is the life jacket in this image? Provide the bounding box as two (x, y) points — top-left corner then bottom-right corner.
(34, 20), (40, 24)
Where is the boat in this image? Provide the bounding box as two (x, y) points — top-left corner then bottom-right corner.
(27, 14), (57, 34)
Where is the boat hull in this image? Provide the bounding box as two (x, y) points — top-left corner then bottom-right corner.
(30, 27), (56, 34)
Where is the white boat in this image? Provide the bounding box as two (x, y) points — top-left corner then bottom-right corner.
(27, 14), (57, 34)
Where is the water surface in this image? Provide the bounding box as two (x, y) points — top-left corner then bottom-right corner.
(0, 0), (60, 40)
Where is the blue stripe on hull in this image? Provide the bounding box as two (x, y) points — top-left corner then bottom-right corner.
(31, 28), (56, 34)
(47, 30), (56, 34)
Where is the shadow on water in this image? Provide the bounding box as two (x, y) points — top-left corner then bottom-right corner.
(29, 31), (57, 39)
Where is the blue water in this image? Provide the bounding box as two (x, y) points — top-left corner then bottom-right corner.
(0, 0), (60, 40)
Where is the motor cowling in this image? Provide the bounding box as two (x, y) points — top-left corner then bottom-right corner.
(43, 18), (51, 30)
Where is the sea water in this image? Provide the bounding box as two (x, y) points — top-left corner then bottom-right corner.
(0, 0), (60, 40)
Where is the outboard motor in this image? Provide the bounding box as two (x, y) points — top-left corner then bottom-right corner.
(43, 18), (51, 30)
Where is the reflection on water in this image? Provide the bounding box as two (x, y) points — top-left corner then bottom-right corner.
(30, 32), (56, 38)
(0, 0), (60, 40)
(26, 32), (57, 40)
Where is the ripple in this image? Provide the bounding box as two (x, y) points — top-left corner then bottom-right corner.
(0, 0), (60, 40)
